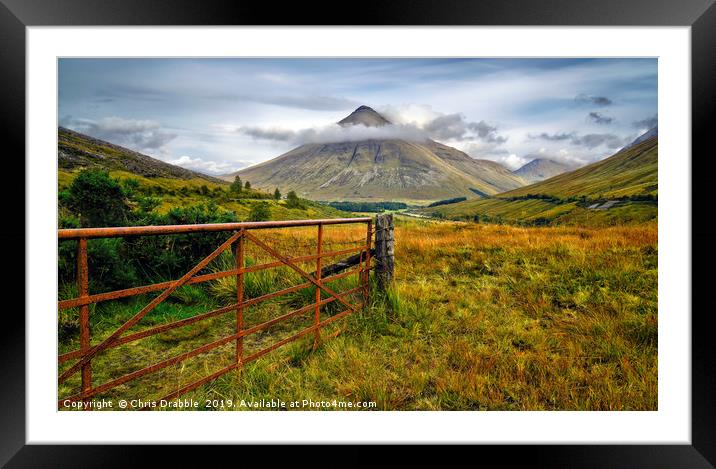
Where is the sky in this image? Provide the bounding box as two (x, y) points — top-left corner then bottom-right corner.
(58, 58), (657, 174)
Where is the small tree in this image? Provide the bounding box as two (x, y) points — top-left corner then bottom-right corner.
(199, 185), (210, 196)
(244, 181), (251, 191)
(286, 190), (303, 209)
(230, 175), (243, 194)
(273, 187), (281, 200)
(248, 201), (271, 221)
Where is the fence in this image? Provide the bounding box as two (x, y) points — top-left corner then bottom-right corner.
(57, 217), (388, 409)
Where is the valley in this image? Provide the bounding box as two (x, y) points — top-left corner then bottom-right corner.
(56, 110), (659, 411)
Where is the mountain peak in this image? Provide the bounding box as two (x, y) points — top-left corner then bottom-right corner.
(338, 105), (391, 128)
(513, 158), (575, 183)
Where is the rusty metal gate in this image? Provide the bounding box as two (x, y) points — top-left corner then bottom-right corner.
(57, 218), (373, 409)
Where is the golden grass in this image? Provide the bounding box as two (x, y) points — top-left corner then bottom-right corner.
(58, 217), (657, 411)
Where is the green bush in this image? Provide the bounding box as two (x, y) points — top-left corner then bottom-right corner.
(286, 191), (304, 209)
(65, 169), (130, 227)
(58, 201), (238, 294)
(137, 196), (162, 213)
(248, 202), (271, 221)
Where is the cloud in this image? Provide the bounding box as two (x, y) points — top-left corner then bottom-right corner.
(588, 112), (613, 125)
(468, 121), (508, 143)
(239, 122), (429, 145)
(529, 131), (627, 149)
(570, 133), (627, 149)
(60, 115), (177, 153)
(235, 110), (509, 149)
(493, 153), (530, 170)
(202, 92), (358, 111)
(461, 143), (528, 170)
(380, 105), (508, 144)
(575, 94), (613, 106)
(96, 79), (358, 112)
(95, 84), (170, 102)
(633, 114), (658, 130)
(379, 104), (443, 126)
(237, 126), (296, 142)
(166, 155), (247, 175)
(254, 95), (358, 111)
(423, 113), (470, 140)
(529, 131), (575, 141)
(237, 104), (510, 148)
(460, 141), (517, 166)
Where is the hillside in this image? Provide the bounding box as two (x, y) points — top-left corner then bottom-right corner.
(224, 106), (526, 203)
(58, 127), (224, 183)
(513, 158), (575, 183)
(417, 133), (658, 226)
(57, 128), (350, 222)
(504, 134), (657, 200)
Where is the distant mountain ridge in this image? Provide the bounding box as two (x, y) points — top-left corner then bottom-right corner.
(624, 125), (657, 150)
(58, 127), (224, 183)
(504, 133), (657, 200)
(513, 158), (576, 183)
(417, 131), (658, 225)
(224, 106), (526, 202)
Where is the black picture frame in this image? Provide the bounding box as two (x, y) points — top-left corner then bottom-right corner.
(2, 0), (714, 466)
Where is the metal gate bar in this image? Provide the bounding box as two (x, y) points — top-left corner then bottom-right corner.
(57, 218), (372, 409)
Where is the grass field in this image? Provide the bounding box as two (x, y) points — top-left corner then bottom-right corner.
(59, 216), (657, 411)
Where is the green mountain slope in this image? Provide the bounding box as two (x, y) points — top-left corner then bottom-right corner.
(59, 127), (224, 183)
(504, 136), (657, 199)
(228, 139), (525, 203)
(417, 134), (658, 226)
(57, 127), (351, 221)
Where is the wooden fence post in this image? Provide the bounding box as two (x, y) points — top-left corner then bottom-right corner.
(374, 214), (394, 290)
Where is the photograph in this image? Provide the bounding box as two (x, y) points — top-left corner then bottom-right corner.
(2, 0), (710, 459)
(56, 57), (659, 412)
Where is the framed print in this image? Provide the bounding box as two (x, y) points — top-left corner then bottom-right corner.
(3, 0), (715, 465)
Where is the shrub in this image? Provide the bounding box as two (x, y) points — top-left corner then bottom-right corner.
(65, 169), (130, 227)
(248, 201), (271, 221)
(121, 178), (140, 199)
(286, 190), (304, 209)
(58, 202), (239, 294)
(122, 203), (238, 282)
(137, 196), (162, 213)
